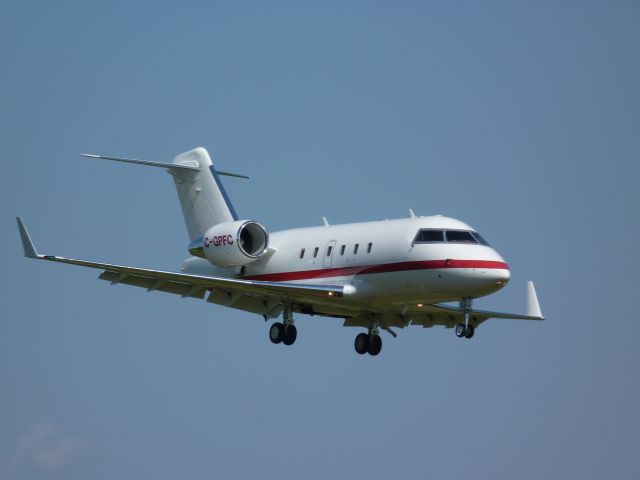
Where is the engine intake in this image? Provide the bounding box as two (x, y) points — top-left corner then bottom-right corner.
(200, 220), (269, 267)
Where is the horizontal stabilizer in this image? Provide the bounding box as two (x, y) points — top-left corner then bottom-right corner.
(214, 170), (251, 179)
(81, 153), (199, 171)
(81, 153), (250, 179)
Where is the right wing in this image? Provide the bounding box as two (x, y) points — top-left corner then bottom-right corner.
(16, 217), (349, 317)
(343, 282), (544, 331)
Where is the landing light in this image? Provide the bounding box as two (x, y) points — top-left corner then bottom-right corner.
(328, 292), (334, 297)
(417, 303), (423, 308)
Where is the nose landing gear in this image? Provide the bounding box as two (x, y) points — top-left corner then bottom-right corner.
(455, 297), (475, 339)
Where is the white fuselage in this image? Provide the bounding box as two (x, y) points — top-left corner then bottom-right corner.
(182, 215), (511, 312)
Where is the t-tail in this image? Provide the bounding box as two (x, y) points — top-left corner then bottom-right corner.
(171, 147), (239, 242)
(82, 147), (248, 243)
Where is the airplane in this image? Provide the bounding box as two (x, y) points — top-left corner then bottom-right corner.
(16, 147), (543, 356)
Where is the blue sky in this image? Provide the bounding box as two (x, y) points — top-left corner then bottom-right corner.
(1, 1), (639, 479)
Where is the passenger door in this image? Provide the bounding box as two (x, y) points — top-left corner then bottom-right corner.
(323, 240), (337, 269)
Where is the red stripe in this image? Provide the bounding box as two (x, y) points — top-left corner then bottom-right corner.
(244, 259), (509, 282)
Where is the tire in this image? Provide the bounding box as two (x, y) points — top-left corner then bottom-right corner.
(368, 335), (382, 356)
(455, 324), (466, 338)
(354, 333), (369, 354)
(283, 324), (297, 346)
(464, 324), (475, 339)
(269, 322), (284, 344)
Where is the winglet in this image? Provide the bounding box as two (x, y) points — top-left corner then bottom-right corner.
(16, 217), (42, 259)
(526, 281), (543, 319)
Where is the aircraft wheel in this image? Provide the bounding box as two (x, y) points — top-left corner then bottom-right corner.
(269, 322), (284, 344)
(464, 324), (475, 339)
(283, 324), (297, 346)
(368, 334), (382, 356)
(354, 333), (369, 354)
(455, 324), (466, 338)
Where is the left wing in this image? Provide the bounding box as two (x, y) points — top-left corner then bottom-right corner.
(16, 218), (348, 315)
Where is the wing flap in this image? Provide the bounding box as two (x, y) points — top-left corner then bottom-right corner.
(47, 252), (346, 299)
(98, 271), (207, 299)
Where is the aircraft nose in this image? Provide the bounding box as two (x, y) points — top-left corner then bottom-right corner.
(488, 267), (510, 286)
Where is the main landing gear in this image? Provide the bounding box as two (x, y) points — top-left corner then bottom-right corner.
(354, 323), (383, 356)
(455, 323), (474, 339)
(269, 305), (297, 346)
(455, 297), (475, 339)
(269, 322), (297, 345)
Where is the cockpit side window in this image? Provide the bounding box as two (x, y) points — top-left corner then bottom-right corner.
(445, 230), (477, 243)
(471, 232), (490, 246)
(413, 229), (445, 243)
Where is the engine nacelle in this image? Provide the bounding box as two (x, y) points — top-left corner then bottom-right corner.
(201, 220), (269, 267)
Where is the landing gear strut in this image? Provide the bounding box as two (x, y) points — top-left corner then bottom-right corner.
(269, 305), (297, 346)
(455, 297), (475, 339)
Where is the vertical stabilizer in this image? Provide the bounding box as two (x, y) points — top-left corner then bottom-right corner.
(171, 147), (239, 242)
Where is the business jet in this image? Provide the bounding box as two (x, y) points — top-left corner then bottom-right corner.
(16, 147), (543, 356)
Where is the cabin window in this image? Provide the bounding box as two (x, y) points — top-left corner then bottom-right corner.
(414, 229), (445, 243)
(340, 245), (346, 256)
(367, 242), (373, 253)
(445, 230), (477, 243)
(326, 245), (333, 256)
(313, 247), (319, 258)
(299, 248), (305, 259)
(354, 243), (359, 254)
(472, 232), (490, 246)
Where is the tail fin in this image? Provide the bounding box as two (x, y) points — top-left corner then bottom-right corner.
(81, 147), (243, 242)
(171, 147), (239, 242)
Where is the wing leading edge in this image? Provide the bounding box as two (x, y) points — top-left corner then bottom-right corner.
(16, 217), (346, 305)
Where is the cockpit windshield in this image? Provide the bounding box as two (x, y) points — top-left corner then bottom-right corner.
(414, 230), (444, 242)
(445, 230), (476, 243)
(471, 232), (489, 246)
(413, 229), (491, 246)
